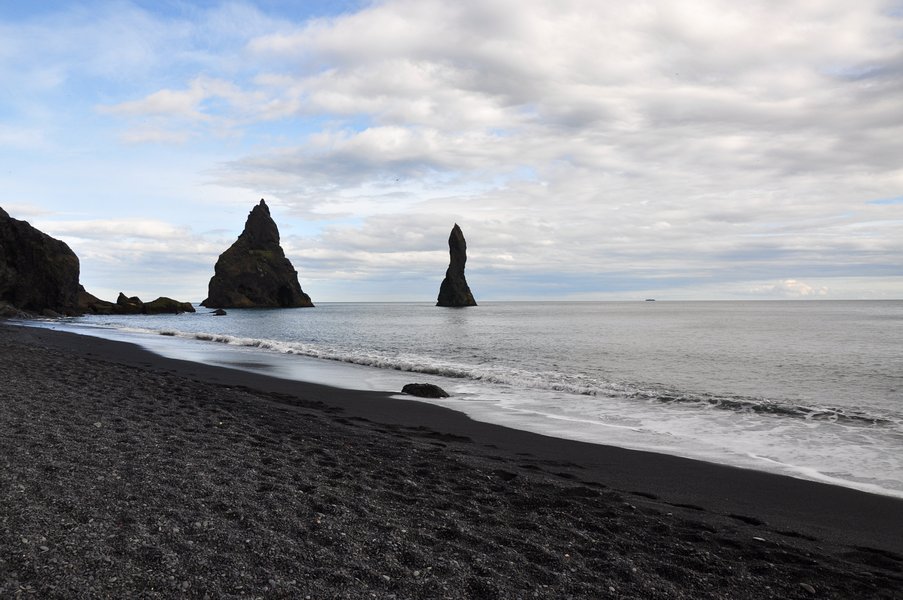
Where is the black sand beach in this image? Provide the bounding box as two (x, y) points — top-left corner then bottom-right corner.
(2, 322), (902, 598)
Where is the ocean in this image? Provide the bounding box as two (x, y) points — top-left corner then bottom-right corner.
(33, 300), (903, 498)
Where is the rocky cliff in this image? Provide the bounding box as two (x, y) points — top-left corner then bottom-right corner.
(76, 289), (195, 315)
(0, 206), (80, 314)
(201, 199), (313, 308)
(436, 223), (477, 307)
(1, 206), (197, 317)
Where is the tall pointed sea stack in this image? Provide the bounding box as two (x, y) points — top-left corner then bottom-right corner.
(436, 223), (477, 307)
(201, 199), (313, 308)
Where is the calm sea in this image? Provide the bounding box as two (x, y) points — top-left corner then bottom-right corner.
(37, 301), (903, 498)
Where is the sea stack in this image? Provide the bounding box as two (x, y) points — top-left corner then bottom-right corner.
(436, 223), (477, 307)
(201, 199), (313, 309)
(0, 206), (80, 314)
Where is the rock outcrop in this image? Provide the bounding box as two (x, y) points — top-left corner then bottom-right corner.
(1, 206), (195, 317)
(402, 383), (450, 398)
(0, 301), (29, 319)
(76, 288), (194, 315)
(201, 200), (313, 309)
(116, 292), (144, 314)
(436, 223), (477, 307)
(143, 296), (196, 314)
(0, 206), (81, 314)
(77, 285), (115, 314)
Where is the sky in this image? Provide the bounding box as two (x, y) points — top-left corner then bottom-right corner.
(1, 0), (902, 302)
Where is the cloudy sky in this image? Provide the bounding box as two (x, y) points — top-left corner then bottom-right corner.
(2, 0), (901, 302)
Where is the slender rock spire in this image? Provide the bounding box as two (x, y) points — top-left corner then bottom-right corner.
(436, 223), (477, 307)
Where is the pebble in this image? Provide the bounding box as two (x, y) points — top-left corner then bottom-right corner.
(800, 583), (816, 594)
(93, 422), (102, 428)
(39, 546), (49, 552)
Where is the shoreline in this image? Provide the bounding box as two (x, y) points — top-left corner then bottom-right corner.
(3, 321), (902, 597)
(47, 304), (903, 503)
(22, 320), (903, 504)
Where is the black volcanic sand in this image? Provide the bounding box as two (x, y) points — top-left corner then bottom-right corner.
(1, 323), (902, 599)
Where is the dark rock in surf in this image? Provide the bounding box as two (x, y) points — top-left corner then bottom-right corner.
(436, 223), (476, 307)
(105, 292), (195, 315)
(143, 296), (195, 314)
(402, 383), (450, 398)
(0, 206), (81, 314)
(213, 308), (227, 316)
(201, 199), (313, 309)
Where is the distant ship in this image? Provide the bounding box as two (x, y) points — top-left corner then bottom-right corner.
(645, 298), (656, 302)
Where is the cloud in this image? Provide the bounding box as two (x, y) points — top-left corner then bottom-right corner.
(119, 128), (194, 145)
(1, 203), (56, 219)
(224, 1), (903, 196)
(103, 86), (209, 120)
(98, 76), (282, 131)
(3, 1), (902, 300)
(42, 218), (195, 241)
(750, 279), (830, 298)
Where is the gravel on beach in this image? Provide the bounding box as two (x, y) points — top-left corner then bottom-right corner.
(1, 323), (901, 599)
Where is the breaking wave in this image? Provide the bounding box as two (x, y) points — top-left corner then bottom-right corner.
(133, 327), (900, 431)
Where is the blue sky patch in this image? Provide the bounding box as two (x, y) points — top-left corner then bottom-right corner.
(867, 196), (903, 206)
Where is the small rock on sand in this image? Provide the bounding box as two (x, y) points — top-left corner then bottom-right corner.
(402, 383), (449, 398)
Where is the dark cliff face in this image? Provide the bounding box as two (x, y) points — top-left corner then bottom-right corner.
(201, 199), (314, 308)
(0, 206), (81, 313)
(436, 223), (477, 307)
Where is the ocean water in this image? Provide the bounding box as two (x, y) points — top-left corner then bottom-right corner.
(35, 301), (903, 498)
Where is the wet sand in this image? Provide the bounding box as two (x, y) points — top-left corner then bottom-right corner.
(1, 322), (902, 598)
